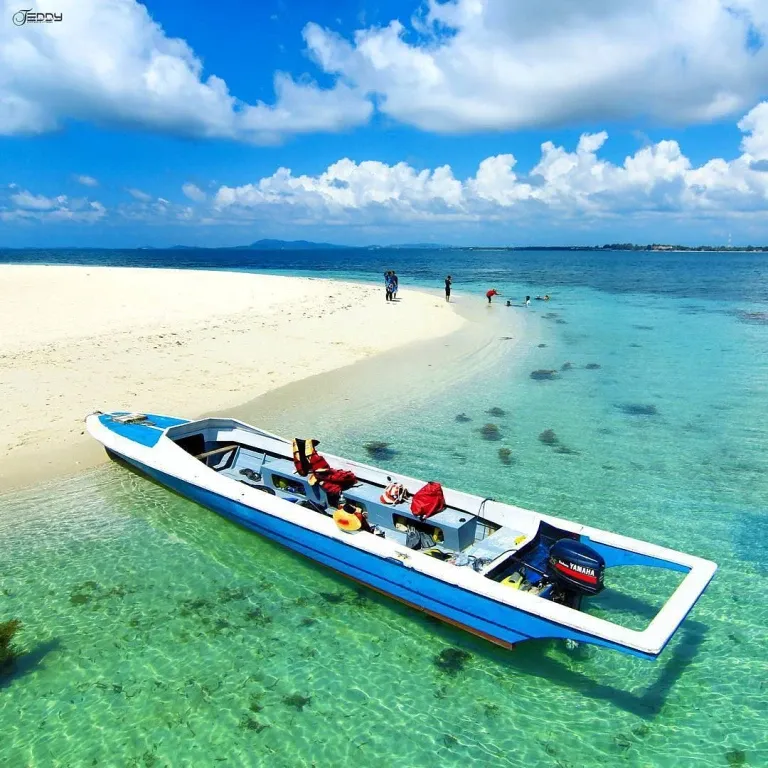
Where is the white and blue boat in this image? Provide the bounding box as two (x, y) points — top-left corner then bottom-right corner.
(86, 410), (716, 660)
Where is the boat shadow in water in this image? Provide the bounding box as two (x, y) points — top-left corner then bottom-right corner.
(106, 458), (709, 717)
(0, 638), (61, 691)
(369, 583), (708, 719)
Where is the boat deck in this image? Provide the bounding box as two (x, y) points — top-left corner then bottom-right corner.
(199, 441), (526, 563)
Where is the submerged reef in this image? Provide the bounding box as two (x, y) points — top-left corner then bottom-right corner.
(283, 693), (311, 711)
(736, 310), (768, 325)
(0, 619), (22, 673)
(454, 413), (472, 423)
(363, 441), (397, 461)
(560, 362), (573, 371)
(585, 363), (601, 370)
(239, 715), (269, 732)
(538, 429), (578, 455)
(434, 647), (472, 676)
(498, 448), (513, 465)
(485, 407), (507, 417)
(539, 429), (558, 445)
(530, 369), (558, 381)
(618, 403), (659, 416)
(479, 423), (502, 441)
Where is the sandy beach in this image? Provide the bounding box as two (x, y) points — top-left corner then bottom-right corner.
(0, 265), (464, 491)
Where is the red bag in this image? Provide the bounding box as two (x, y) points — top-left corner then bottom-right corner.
(410, 482), (446, 519)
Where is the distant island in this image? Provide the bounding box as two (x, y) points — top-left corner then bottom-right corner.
(164, 239), (349, 251)
(147, 239), (768, 252)
(17, 239), (768, 253)
(158, 239), (454, 251)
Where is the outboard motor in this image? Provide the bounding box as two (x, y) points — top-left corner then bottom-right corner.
(547, 539), (605, 597)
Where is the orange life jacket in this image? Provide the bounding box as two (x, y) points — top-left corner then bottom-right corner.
(292, 438), (331, 486)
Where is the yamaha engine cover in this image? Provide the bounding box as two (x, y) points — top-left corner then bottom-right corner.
(547, 539), (605, 596)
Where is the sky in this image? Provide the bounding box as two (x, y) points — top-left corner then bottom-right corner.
(2, 0), (768, 248)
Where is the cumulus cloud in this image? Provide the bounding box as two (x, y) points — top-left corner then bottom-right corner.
(127, 188), (152, 202)
(181, 183), (206, 202)
(74, 174), (99, 187)
(212, 101), (768, 223)
(1, 189), (106, 222)
(6, 101), (768, 232)
(303, 0), (768, 131)
(0, 0), (370, 142)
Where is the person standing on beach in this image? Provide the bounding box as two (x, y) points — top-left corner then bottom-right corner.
(392, 271), (399, 300)
(444, 275), (452, 302)
(525, 295), (531, 306)
(384, 271), (393, 301)
(486, 288), (499, 304)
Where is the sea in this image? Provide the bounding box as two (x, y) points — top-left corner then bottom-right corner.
(1, 248), (767, 768)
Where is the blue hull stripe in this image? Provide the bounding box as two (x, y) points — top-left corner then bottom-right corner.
(115, 452), (656, 659)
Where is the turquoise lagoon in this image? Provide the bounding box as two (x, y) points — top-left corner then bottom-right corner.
(1, 250), (767, 767)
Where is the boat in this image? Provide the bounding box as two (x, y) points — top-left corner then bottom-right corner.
(86, 410), (717, 660)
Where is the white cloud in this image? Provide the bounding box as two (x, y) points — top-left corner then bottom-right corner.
(181, 182), (206, 202)
(0, 0), (370, 142)
(74, 174), (99, 187)
(10, 190), (64, 210)
(127, 188), (152, 201)
(1, 189), (106, 222)
(212, 101), (768, 223)
(6, 101), (768, 233)
(303, 0), (768, 132)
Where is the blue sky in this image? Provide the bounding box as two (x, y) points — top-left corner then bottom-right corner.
(1, 0), (768, 247)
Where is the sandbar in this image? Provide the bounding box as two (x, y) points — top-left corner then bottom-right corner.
(0, 265), (464, 491)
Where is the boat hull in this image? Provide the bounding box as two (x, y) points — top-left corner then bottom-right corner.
(109, 448), (657, 658)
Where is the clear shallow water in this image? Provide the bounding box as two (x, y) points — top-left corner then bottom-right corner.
(2, 250), (768, 767)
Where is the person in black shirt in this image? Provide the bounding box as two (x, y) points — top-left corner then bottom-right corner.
(444, 275), (452, 302)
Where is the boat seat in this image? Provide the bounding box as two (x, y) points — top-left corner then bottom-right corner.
(263, 457), (301, 476)
(342, 485), (477, 552)
(466, 526), (529, 565)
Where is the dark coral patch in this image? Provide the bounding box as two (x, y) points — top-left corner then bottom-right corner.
(434, 647), (472, 676)
(283, 693), (311, 711)
(0, 619), (22, 672)
(530, 369), (558, 381)
(364, 441), (397, 461)
(538, 429), (559, 445)
(618, 403), (659, 416)
(479, 423), (502, 441)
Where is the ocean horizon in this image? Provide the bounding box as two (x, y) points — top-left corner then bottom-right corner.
(1, 248), (767, 767)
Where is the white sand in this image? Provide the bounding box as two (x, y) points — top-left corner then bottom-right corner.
(0, 265), (464, 491)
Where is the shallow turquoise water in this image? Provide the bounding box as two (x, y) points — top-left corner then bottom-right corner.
(2, 275), (768, 766)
